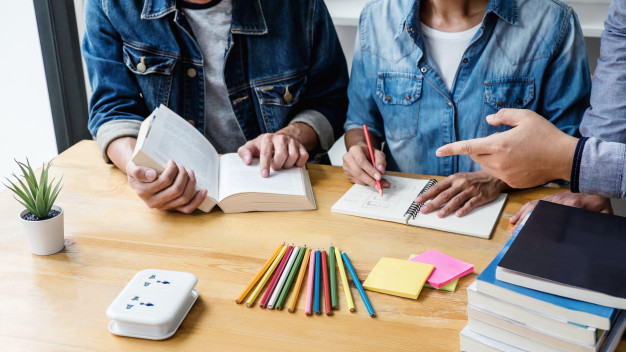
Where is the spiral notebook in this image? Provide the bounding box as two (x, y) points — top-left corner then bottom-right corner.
(331, 175), (507, 239)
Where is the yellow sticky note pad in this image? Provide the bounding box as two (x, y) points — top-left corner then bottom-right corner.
(362, 257), (434, 299)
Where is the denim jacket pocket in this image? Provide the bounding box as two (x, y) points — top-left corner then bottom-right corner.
(483, 77), (535, 134)
(254, 74), (307, 132)
(376, 72), (422, 140)
(123, 43), (177, 109)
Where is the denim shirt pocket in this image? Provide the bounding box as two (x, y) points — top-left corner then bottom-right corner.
(483, 77), (535, 135)
(123, 43), (177, 110)
(376, 72), (422, 140)
(253, 74), (307, 132)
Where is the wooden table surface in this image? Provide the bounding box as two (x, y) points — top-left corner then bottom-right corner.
(0, 140), (623, 351)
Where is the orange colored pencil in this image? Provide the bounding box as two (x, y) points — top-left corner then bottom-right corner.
(236, 243), (284, 304)
(287, 248), (312, 313)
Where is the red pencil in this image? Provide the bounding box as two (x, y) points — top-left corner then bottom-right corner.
(260, 245), (294, 308)
(363, 125), (383, 196)
(321, 250), (332, 316)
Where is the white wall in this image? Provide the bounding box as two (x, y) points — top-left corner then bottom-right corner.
(0, 1), (56, 188)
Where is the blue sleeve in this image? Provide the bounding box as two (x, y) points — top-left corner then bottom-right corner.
(580, 0), (626, 143)
(344, 9), (385, 140)
(539, 9), (590, 137)
(82, 0), (148, 137)
(573, 137), (626, 198)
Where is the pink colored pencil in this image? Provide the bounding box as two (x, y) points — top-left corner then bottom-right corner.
(305, 248), (316, 316)
(321, 250), (332, 316)
(260, 245), (293, 308)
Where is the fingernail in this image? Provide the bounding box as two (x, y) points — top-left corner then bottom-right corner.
(435, 148), (444, 156)
(415, 196), (423, 203)
(145, 169), (156, 180)
(262, 168), (269, 178)
(420, 205), (429, 213)
(438, 210), (446, 217)
(486, 114), (496, 122)
(455, 210), (463, 217)
(373, 173), (381, 180)
(377, 164), (385, 172)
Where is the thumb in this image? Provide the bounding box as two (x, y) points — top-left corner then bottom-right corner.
(486, 108), (527, 127)
(127, 162), (157, 182)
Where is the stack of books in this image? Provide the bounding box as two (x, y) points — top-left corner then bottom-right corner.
(460, 201), (626, 352)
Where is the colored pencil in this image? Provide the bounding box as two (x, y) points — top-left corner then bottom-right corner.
(276, 246), (306, 310)
(246, 245), (288, 307)
(335, 247), (355, 312)
(236, 243), (284, 304)
(363, 124), (383, 196)
(288, 248), (311, 313)
(305, 249), (316, 316)
(314, 249), (321, 315)
(329, 244), (338, 309)
(321, 250), (332, 316)
(260, 245), (294, 308)
(268, 245), (300, 309)
(342, 251), (376, 318)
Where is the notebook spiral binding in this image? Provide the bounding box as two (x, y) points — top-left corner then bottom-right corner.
(404, 179), (438, 223)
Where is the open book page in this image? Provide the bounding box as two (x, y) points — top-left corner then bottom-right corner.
(217, 153), (306, 201)
(139, 105), (220, 201)
(331, 175), (427, 223)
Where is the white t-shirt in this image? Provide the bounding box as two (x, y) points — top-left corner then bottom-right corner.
(420, 23), (481, 92)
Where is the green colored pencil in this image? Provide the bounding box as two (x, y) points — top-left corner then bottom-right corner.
(276, 246), (307, 310)
(329, 244), (338, 309)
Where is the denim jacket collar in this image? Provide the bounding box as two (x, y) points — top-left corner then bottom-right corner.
(141, 0), (268, 35)
(398, 0), (519, 39)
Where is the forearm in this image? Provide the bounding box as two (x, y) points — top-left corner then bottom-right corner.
(345, 128), (381, 150)
(106, 137), (137, 174)
(572, 137), (626, 198)
(277, 122), (319, 151)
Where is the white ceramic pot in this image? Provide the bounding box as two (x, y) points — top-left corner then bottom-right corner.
(19, 205), (65, 255)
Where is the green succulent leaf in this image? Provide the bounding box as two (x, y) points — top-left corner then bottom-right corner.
(6, 159), (63, 219)
(4, 179), (36, 210)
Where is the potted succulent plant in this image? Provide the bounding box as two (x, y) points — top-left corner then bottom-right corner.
(4, 159), (64, 255)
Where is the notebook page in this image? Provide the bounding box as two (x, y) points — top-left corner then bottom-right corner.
(218, 153), (306, 201)
(409, 193), (507, 238)
(331, 175), (428, 223)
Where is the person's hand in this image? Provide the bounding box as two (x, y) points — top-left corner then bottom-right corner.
(126, 160), (207, 213)
(415, 171), (508, 217)
(510, 191), (613, 231)
(342, 143), (391, 190)
(435, 109), (579, 188)
(237, 133), (309, 177)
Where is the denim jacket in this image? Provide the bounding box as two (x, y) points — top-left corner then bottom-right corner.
(345, 0), (590, 175)
(83, 0), (348, 160)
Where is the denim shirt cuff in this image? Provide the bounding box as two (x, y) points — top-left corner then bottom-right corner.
(570, 137), (588, 193)
(96, 120), (142, 163)
(577, 137), (626, 198)
(290, 110), (334, 151)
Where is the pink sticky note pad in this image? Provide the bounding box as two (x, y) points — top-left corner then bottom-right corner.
(409, 250), (473, 289)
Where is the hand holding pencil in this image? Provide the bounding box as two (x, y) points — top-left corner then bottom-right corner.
(342, 126), (390, 194)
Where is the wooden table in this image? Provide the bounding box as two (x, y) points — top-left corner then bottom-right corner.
(0, 140), (623, 351)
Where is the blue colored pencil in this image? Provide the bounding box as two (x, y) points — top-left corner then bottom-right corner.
(341, 251), (376, 318)
(314, 249), (321, 315)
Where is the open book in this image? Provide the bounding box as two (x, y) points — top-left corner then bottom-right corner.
(331, 175), (507, 239)
(131, 105), (316, 213)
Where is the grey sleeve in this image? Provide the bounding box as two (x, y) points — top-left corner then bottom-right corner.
(290, 109), (335, 151)
(95, 119), (142, 163)
(573, 137), (626, 198)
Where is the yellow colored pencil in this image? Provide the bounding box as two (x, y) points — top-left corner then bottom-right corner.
(287, 248), (312, 313)
(246, 245), (288, 307)
(335, 246), (355, 312)
(236, 243), (284, 304)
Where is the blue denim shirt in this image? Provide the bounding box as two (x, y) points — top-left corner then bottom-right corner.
(82, 0), (348, 160)
(571, 0), (626, 198)
(345, 0), (590, 175)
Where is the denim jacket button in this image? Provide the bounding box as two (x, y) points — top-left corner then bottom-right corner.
(137, 57), (146, 73)
(405, 94), (411, 101)
(447, 101), (453, 107)
(187, 119), (196, 127)
(420, 67), (427, 73)
(385, 95), (392, 101)
(187, 68), (197, 78)
(497, 100), (504, 107)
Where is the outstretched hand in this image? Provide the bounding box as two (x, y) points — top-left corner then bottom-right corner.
(436, 109), (578, 188)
